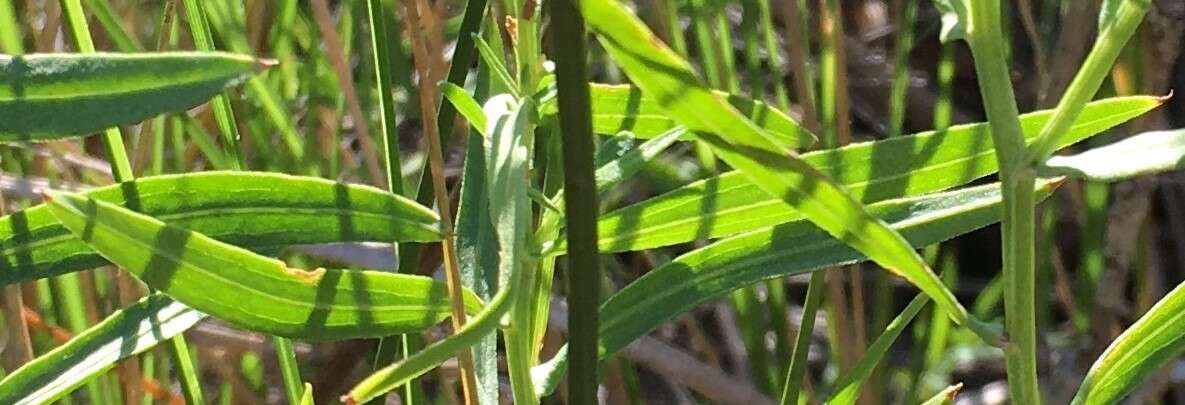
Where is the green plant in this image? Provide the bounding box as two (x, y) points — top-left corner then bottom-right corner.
(0, 1), (1182, 404)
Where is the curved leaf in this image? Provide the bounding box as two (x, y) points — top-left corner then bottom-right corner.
(1073, 275), (1185, 404)
(589, 96), (1160, 254)
(0, 171), (441, 285)
(44, 190), (479, 340)
(533, 179), (1062, 395)
(580, 0), (989, 337)
(0, 294), (203, 405)
(0, 52), (263, 138)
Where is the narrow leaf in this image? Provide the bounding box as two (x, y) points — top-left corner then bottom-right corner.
(534, 179), (1063, 395)
(827, 294), (928, 405)
(0, 294), (203, 405)
(1073, 272), (1185, 404)
(441, 82), (487, 136)
(588, 96), (1160, 254)
(0, 171), (442, 285)
(44, 191), (480, 340)
(1041, 128), (1185, 182)
(582, 0), (988, 334)
(0, 52), (263, 138)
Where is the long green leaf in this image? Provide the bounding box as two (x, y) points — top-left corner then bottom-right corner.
(0, 293), (202, 405)
(533, 179), (1063, 395)
(1041, 128), (1185, 182)
(581, 0), (989, 335)
(0, 52), (263, 138)
(1073, 274), (1185, 404)
(538, 83), (815, 148)
(44, 190), (480, 340)
(0, 171), (441, 285)
(588, 96), (1160, 254)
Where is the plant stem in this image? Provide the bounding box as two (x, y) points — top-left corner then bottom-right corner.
(966, 1), (1039, 403)
(1026, 0), (1150, 162)
(274, 336), (303, 405)
(180, 0), (244, 171)
(780, 270), (826, 405)
(398, 0), (480, 402)
(550, 0), (600, 402)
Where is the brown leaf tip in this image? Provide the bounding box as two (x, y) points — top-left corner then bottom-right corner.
(284, 266), (326, 284)
(1157, 89), (1175, 104)
(947, 382), (964, 399)
(340, 394), (359, 405)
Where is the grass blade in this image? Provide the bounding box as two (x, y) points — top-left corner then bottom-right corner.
(0, 52), (263, 139)
(826, 294), (928, 405)
(0, 293), (202, 405)
(43, 190), (480, 339)
(0, 172), (442, 285)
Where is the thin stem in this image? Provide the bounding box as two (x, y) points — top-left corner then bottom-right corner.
(364, 0), (416, 403)
(780, 270), (826, 405)
(274, 336), (303, 405)
(398, 0), (480, 403)
(1026, 0), (1150, 162)
(550, 0), (600, 402)
(60, 0), (134, 181)
(181, 0), (244, 171)
(167, 334), (205, 404)
(966, 1), (1039, 403)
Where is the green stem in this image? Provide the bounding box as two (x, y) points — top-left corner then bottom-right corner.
(364, 0), (412, 403)
(167, 334), (205, 404)
(550, 0), (600, 402)
(181, 0), (244, 171)
(60, 0), (134, 182)
(1026, 0), (1151, 162)
(779, 270), (826, 405)
(966, 1), (1038, 403)
(274, 336), (303, 405)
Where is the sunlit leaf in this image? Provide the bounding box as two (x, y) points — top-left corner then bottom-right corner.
(0, 52), (263, 138)
(0, 294), (202, 405)
(587, 96), (1160, 254)
(533, 179), (1063, 395)
(45, 191), (479, 340)
(1041, 128), (1185, 182)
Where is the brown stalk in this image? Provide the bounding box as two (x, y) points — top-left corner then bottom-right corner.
(0, 193), (33, 371)
(398, 0), (480, 403)
(309, 0), (386, 187)
(778, 0), (819, 134)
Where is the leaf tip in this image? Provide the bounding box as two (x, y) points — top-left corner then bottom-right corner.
(1158, 89), (1175, 104)
(947, 382), (964, 399)
(257, 58), (280, 70)
(340, 394), (358, 405)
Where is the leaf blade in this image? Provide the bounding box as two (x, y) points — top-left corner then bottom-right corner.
(44, 190), (479, 340)
(0, 294), (203, 405)
(0, 171), (442, 285)
(0, 52), (262, 138)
